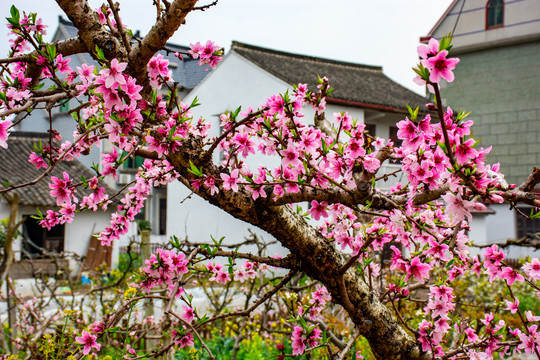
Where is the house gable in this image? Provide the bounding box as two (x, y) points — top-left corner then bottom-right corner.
(426, 0), (540, 52)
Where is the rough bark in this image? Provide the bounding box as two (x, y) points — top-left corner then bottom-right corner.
(56, 0), (127, 61)
(128, 0), (199, 87)
(166, 142), (429, 360)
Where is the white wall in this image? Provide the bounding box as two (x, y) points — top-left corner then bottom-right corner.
(0, 203), (9, 220)
(169, 53), (369, 252)
(169, 52), (293, 255)
(483, 204), (540, 259)
(469, 213), (488, 257)
(167, 51), (411, 255)
(63, 210), (113, 256)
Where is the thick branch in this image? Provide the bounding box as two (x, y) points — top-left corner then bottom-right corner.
(55, 0), (127, 61)
(518, 167), (540, 193)
(0, 194), (20, 287)
(128, 0), (199, 86)
(199, 249), (301, 270)
(266, 180), (373, 206)
(166, 144), (428, 360)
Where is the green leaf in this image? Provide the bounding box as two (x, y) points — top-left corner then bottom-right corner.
(406, 105), (419, 121)
(91, 162), (100, 174)
(363, 200), (372, 210)
(439, 33), (454, 52)
(198, 314), (209, 324)
(94, 45), (106, 62)
(187, 160), (203, 177)
(413, 63), (430, 81)
(46, 44), (57, 62)
(10, 5), (19, 20)
(232, 106), (241, 119)
(321, 138), (329, 155)
(31, 82), (45, 91)
(436, 140), (447, 153)
(211, 235), (225, 246)
(281, 90), (290, 103)
(6, 5), (20, 27)
(170, 235), (181, 249)
(32, 208), (43, 220)
(200, 244), (210, 253)
(190, 96), (200, 108)
(327, 86), (333, 96)
(456, 109), (471, 122)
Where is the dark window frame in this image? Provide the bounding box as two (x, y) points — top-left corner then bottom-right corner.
(59, 99), (70, 112)
(159, 197), (167, 235)
(22, 217), (65, 258)
(516, 207), (540, 239)
(486, 0), (504, 30)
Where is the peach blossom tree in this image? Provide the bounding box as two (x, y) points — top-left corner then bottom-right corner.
(1, 2), (540, 359)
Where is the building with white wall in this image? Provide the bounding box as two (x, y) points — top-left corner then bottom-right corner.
(0, 132), (115, 276)
(166, 42), (428, 251)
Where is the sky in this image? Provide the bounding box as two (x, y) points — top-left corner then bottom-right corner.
(0, 0), (454, 94)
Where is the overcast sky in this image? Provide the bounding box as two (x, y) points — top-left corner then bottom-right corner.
(1, 0), (453, 94)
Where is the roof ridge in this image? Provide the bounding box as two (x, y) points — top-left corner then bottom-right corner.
(58, 15), (72, 26)
(231, 41), (382, 72)
(9, 131), (50, 140)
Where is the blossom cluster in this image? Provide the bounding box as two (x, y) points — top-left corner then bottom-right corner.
(3, 5), (540, 360)
(139, 248), (189, 295)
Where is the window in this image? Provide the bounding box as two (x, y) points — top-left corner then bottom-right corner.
(159, 197), (167, 235)
(123, 155), (145, 170)
(364, 124), (376, 151)
(389, 126), (402, 149)
(364, 124), (376, 138)
(59, 100), (70, 112)
(23, 217), (64, 257)
(516, 208), (540, 239)
(486, 0), (504, 29)
(381, 242), (402, 265)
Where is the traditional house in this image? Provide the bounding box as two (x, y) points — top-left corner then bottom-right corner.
(14, 17), (213, 251)
(0, 132), (115, 277)
(422, 0), (540, 256)
(166, 41), (429, 249)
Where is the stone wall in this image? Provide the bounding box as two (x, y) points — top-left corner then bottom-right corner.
(442, 40), (540, 185)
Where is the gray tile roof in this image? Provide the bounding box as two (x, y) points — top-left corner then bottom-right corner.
(231, 42), (427, 112)
(58, 17), (95, 65)
(0, 132), (112, 207)
(57, 16), (211, 91)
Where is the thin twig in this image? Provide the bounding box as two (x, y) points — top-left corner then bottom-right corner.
(107, 0), (132, 53)
(337, 329), (361, 360)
